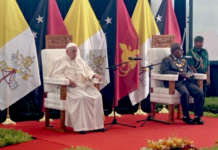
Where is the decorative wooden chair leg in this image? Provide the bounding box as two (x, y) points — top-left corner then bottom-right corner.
(2, 107), (16, 125)
(60, 110), (66, 132)
(159, 104), (169, 113)
(60, 85), (67, 132)
(108, 108), (121, 117)
(168, 104), (175, 123)
(40, 112), (53, 122)
(45, 108), (50, 128)
(151, 102), (156, 119)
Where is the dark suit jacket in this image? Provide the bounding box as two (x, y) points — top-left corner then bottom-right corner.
(160, 54), (194, 88)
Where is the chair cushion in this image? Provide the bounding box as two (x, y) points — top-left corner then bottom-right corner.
(47, 92), (61, 99)
(44, 92), (66, 110)
(147, 48), (171, 72)
(151, 72), (178, 81)
(153, 87), (180, 95)
(193, 73), (207, 80)
(151, 87), (194, 104)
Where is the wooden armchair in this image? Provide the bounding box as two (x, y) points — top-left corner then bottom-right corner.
(41, 49), (100, 132)
(147, 48), (206, 124)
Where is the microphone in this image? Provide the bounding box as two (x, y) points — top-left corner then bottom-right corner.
(181, 56), (192, 59)
(128, 57), (142, 60)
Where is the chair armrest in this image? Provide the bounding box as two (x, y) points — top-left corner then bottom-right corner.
(44, 77), (69, 85)
(151, 73), (178, 81)
(193, 73), (207, 80)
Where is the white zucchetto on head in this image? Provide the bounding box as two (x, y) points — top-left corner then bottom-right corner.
(66, 42), (77, 49)
(66, 42), (81, 57)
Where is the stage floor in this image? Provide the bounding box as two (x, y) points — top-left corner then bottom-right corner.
(0, 114), (217, 150)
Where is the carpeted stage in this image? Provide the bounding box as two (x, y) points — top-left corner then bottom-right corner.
(0, 114), (217, 150)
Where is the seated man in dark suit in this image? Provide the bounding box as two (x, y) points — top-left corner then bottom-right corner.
(160, 43), (204, 125)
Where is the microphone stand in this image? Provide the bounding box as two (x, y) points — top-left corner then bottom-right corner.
(136, 61), (167, 127)
(105, 60), (137, 130)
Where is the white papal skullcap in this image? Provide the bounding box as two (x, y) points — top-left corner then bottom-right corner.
(66, 42), (77, 49)
(66, 42), (81, 57)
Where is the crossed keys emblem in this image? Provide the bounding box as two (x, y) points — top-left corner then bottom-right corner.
(139, 69), (147, 87)
(0, 50), (35, 90)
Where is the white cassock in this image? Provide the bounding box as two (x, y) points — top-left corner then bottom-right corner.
(49, 54), (104, 132)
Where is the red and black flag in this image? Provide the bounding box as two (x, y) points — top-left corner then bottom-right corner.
(100, 0), (139, 107)
(155, 0), (182, 44)
(30, 0), (68, 110)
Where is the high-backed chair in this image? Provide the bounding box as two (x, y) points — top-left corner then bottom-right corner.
(147, 48), (206, 123)
(41, 49), (100, 132)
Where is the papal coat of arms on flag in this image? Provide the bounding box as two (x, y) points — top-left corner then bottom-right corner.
(64, 0), (110, 90)
(129, 0), (160, 106)
(0, 50), (36, 90)
(0, 0), (40, 110)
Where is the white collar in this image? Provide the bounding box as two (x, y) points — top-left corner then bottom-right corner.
(65, 54), (77, 62)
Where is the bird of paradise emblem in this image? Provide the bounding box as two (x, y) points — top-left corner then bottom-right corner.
(118, 43), (139, 76)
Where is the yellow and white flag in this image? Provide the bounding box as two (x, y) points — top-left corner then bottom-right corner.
(129, 0), (159, 105)
(0, 0), (40, 110)
(64, 0), (109, 90)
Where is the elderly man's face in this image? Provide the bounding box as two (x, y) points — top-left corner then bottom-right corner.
(66, 46), (78, 60)
(195, 41), (203, 49)
(173, 48), (184, 58)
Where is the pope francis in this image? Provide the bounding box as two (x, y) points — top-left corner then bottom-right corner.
(49, 43), (105, 134)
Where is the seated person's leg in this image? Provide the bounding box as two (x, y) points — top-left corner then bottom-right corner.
(186, 82), (204, 124)
(176, 84), (195, 124)
(176, 84), (190, 117)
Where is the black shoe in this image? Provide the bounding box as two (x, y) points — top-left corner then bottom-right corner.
(193, 117), (204, 125)
(95, 128), (105, 132)
(78, 131), (86, 134)
(183, 117), (195, 124)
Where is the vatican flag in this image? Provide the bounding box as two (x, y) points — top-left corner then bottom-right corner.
(64, 0), (109, 90)
(129, 0), (160, 105)
(0, 0), (40, 110)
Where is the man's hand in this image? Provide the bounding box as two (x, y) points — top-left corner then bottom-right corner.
(69, 79), (77, 88)
(93, 74), (103, 82)
(207, 79), (211, 85)
(179, 72), (190, 78)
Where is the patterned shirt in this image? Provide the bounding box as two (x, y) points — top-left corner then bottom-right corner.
(187, 47), (210, 74)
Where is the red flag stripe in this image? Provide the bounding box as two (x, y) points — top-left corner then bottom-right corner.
(47, 0), (68, 35)
(164, 0), (181, 44)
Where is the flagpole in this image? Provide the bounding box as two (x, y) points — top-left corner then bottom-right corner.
(134, 102), (147, 115)
(39, 112), (53, 122)
(182, 27), (186, 47)
(108, 108), (121, 117)
(159, 104), (169, 113)
(2, 107), (16, 125)
(107, 60), (139, 117)
(104, 61), (136, 129)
